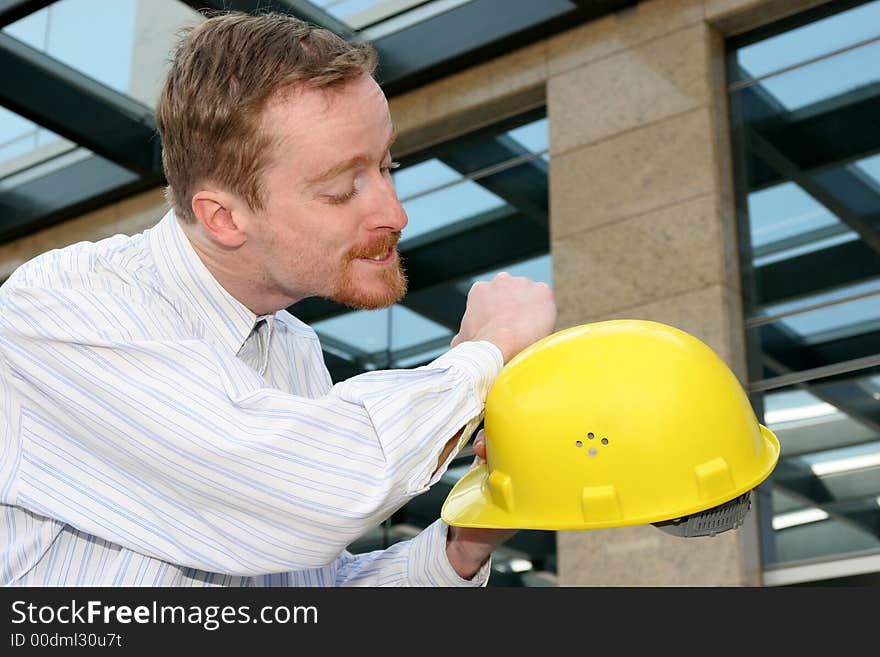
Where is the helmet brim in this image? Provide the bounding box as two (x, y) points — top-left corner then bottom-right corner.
(441, 424), (780, 530)
(441, 463), (513, 529)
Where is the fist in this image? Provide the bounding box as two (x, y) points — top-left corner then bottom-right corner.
(451, 272), (556, 363)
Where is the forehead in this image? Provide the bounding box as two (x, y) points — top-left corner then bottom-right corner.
(261, 76), (393, 173)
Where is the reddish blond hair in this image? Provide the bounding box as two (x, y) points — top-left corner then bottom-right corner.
(156, 12), (377, 223)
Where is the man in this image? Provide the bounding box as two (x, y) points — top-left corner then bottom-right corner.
(0, 12), (556, 586)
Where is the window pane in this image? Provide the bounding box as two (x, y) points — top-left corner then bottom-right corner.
(393, 158), (460, 199)
(471, 254), (553, 288)
(506, 118), (549, 160)
(733, 0), (880, 82)
(747, 182), (856, 268)
(0, 107), (71, 175)
(398, 156), (547, 246)
(853, 154), (880, 186)
(730, 0), (880, 577)
(3, 0), (138, 94)
(761, 367), (880, 566)
(312, 308), (390, 355)
(312, 0), (475, 31)
(390, 305), (452, 352)
(400, 177), (507, 243)
(2, 0), (200, 107)
(312, 304), (452, 368)
(742, 40), (880, 111)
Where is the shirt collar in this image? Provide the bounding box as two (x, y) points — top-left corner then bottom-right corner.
(148, 209), (268, 356)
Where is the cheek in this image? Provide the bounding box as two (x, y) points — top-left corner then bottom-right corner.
(275, 226), (345, 279)
(308, 216), (357, 258)
(265, 201), (356, 265)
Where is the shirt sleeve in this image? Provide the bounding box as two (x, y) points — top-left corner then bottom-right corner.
(0, 283), (503, 577)
(328, 519), (491, 587)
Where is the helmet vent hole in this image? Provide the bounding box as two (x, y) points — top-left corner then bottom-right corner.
(587, 432), (595, 440)
(588, 447), (598, 457)
(601, 438), (609, 445)
(575, 440), (583, 448)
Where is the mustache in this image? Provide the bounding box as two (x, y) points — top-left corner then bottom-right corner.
(348, 232), (401, 259)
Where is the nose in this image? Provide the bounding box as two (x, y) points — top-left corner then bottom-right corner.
(385, 196), (409, 233)
(367, 174), (408, 232)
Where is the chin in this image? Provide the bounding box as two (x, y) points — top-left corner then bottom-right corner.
(333, 286), (405, 311)
(331, 267), (408, 310)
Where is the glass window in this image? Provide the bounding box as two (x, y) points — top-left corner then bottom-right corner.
(312, 0), (475, 31)
(311, 305), (454, 371)
(756, 279), (880, 347)
(3, 0), (138, 94)
(393, 158), (460, 198)
(0, 107), (71, 175)
(729, 0), (880, 581)
(506, 118), (549, 161)
(391, 116), (549, 246)
(312, 308), (391, 356)
(760, 366), (880, 566)
(733, 0), (880, 82)
(855, 154), (880, 184)
(741, 40), (880, 111)
(2, 0), (200, 107)
(398, 159), (548, 247)
(390, 305), (452, 352)
(763, 388), (876, 458)
(747, 182), (856, 267)
(400, 168), (507, 243)
(471, 254), (553, 287)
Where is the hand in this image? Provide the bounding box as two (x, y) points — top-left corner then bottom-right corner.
(445, 429), (518, 579)
(450, 272), (556, 364)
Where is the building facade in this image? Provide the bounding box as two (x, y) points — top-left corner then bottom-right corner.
(1, 0), (877, 586)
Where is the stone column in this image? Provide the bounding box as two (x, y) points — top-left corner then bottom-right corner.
(546, 0), (758, 586)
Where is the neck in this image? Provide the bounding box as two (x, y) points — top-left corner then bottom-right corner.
(179, 222), (301, 316)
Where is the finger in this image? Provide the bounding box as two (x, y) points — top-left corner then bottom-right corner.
(472, 429), (486, 461)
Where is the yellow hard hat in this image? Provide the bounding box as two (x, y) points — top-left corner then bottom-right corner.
(441, 319), (780, 533)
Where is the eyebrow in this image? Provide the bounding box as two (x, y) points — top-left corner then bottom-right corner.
(305, 130), (398, 186)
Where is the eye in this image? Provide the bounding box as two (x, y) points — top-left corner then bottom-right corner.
(325, 188), (359, 205)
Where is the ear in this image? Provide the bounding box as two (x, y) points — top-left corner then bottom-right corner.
(191, 190), (248, 248)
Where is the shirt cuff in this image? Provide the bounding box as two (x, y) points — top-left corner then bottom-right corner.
(428, 340), (503, 404)
(407, 518), (492, 587)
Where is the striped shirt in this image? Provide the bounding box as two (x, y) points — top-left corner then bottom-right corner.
(0, 210), (502, 586)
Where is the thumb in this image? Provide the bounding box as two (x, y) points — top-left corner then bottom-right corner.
(471, 429), (486, 467)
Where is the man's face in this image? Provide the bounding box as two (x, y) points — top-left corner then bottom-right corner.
(245, 74), (408, 311)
